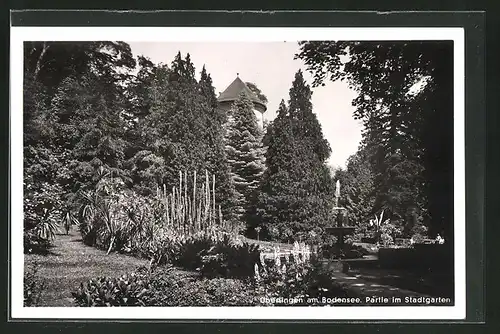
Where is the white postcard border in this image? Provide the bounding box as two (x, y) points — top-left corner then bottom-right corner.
(10, 26), (465, 320)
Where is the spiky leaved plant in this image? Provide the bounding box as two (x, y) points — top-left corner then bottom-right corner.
(61, 209), (78, 235)
(34, 208), (58, 241)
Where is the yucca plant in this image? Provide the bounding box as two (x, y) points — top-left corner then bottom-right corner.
(34, 208), (58, 241)
(77, 190), (100, 247)
(76, 168), (238, 269)
(370, 209), (390, 231)
(369, 209), (391, 244)
(61, 209), (78, 235)
(77, 175), (137, 254)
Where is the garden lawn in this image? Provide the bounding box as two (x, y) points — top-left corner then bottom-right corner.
(25, 232), (151, 306)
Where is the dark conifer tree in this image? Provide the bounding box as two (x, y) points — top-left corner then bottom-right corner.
(256, 71), (334, 242)
(225, 93), (266, 224)
(199, 65), (239, 223)
(127, 53), (239, 226)
(139, 53), (209, 190)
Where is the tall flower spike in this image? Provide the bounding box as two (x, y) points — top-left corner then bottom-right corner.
(254, 263), (260, 281)
(275, 253), (281, 268)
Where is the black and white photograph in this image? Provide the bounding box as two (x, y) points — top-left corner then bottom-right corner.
(10, 27), (465, 320)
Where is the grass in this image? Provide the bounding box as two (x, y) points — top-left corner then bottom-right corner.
(26, 232), (279, 306)
(24, 232), (151, 306)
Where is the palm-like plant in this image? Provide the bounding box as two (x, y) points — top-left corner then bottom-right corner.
(78, 192), (118, 254)
(77, 168), (231, 261)
(61, 209), (78, 235)
(369, 209), (390, 244)
(34, 208), (58, 241)
(77, 190), (100, 246)
(78, 176), (149, 255)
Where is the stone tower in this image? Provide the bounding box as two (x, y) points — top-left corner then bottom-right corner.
(217, 75), (267, 128)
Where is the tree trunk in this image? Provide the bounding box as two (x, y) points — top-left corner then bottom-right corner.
(34, 42), (49, 80)
(107, 236), (115, 255)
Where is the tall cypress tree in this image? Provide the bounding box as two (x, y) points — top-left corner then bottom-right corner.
(288, 70), (331, 162)
(225, 92), (266, 224)
(255, 71), (334, 242)
(139, 52), (209, 190)
(253, 100), (295, 239)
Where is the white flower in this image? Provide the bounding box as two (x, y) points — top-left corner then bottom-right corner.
(254, 263), (260, 281)
(275, 255), (281, 268)
(284, 253), (290, 263)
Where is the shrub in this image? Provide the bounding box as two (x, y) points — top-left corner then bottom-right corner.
(256, 258), (312, 303)
(411, 233), (425, 244)
(148, 269), (258, 306)
(72, 273), (150, 307)
(24, 231), (53, 255)
(255, 254), (349, 304)
(380, 233), (394, 247)
(72, 255), (354, 307)
(192, 278), (257, 306)
(198, 235), (260, 278)
(157, 231), (261, 278)
(72, 266), (258, 307)
(23, 167), (67, 253)
(171, 232), (217, 270)
(24, 262), (47, 306)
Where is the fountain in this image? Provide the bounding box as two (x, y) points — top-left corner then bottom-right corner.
(324, 180), (356, 273)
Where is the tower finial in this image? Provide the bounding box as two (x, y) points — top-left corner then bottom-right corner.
(237, 72), (239, 77)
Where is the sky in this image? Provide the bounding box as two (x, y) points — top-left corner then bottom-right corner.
(127, 42), (363, 169)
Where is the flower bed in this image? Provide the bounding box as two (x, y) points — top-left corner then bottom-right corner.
(72, 266), (259, 307)
(72, 246), (353, 307)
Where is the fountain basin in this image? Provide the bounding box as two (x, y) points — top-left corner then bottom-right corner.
(325, 226), (356, 234)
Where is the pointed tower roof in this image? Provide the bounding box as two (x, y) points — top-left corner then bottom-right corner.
(218, 76), (267, 111)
